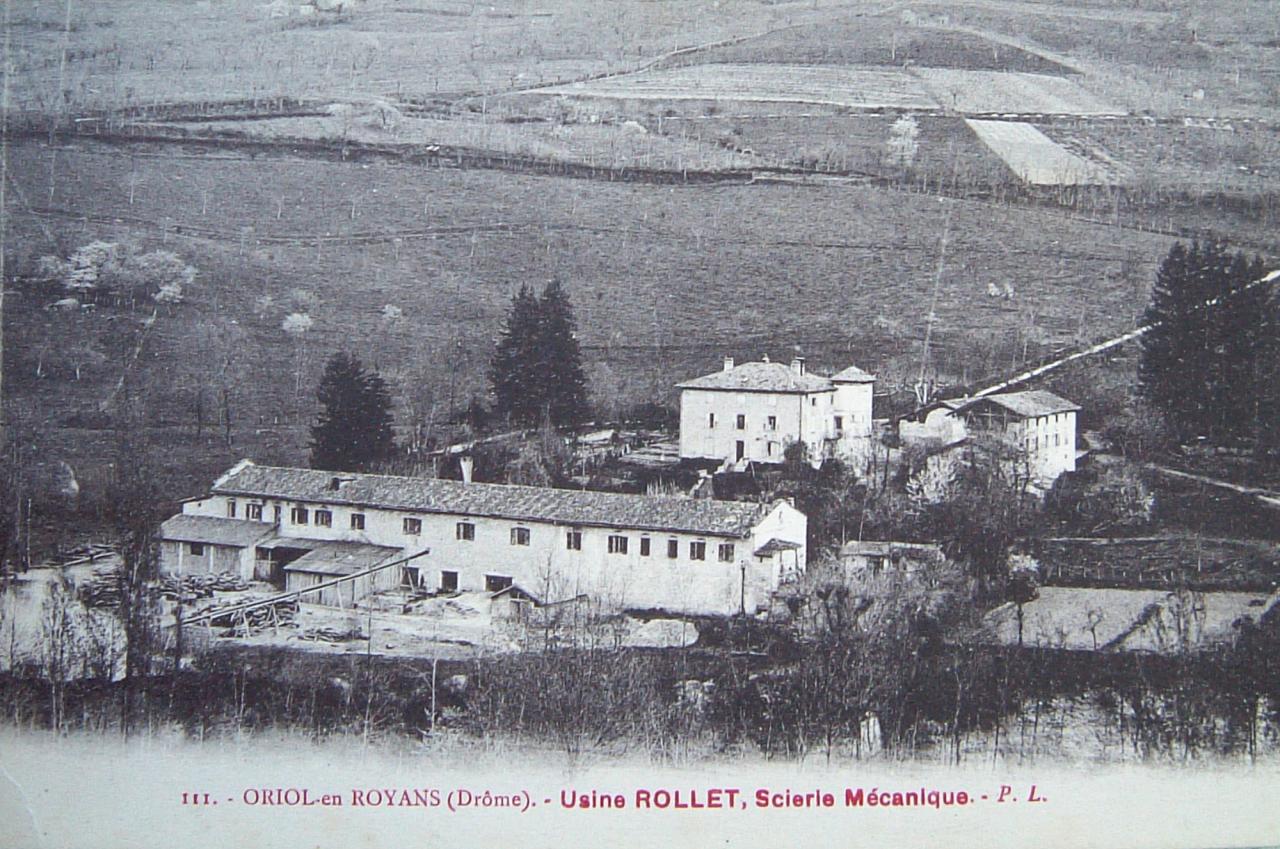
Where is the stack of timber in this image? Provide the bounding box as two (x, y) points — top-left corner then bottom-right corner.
(58, 543), (117, 568)
(297, 625), (365, 643)
(200, 595), (299, 636)
(77, 566), (124, 608)
(160, 572), (250, 601)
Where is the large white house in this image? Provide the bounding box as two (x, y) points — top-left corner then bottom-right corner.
(900, 389), (1080, 485)
(159, 460), (807, 617)
(677, 355), (875, 469)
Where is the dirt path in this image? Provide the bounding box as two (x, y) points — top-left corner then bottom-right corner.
(1144, 463), (1280, 511)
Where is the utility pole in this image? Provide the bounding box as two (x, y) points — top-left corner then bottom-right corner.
(915, 199), (953, 407)
(0, 0), (11, 454)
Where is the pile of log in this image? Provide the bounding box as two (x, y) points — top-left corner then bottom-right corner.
(203, 596), (298, 635)
(78, 566), (124, 608)
(160, 572), (250, 601)
(297, 625), (364, 643)
(58, 543), (117, 568)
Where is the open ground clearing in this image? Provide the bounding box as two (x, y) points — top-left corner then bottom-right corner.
(916, 69), (1124, 115)
(532, 65), (940, 110)
(966, 119), (1113, 185)
(8, 0), (787, 110)
(182, 113), (759, 172)
(664, 18), (1078, 74)
(1039, 120), (1280, 194)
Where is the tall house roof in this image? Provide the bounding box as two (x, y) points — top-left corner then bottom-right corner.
(831, 365), (876, 384)
(952, 389), (1080, 419)
(678, 359), (873, 394)
(159, 514), (274, 548)
(211, 462), (773, 538)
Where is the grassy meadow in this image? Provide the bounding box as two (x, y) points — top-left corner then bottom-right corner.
(4, 0), (1279, 510)
(3, 133), (1177, 502)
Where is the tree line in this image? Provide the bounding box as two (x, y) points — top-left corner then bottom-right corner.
(1138, 240), (1277, 461)
(309, 279), (590, 472)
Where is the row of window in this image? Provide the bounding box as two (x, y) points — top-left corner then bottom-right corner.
(709, 413), (778, 431)
(605, 535), (734, 562)
(707, 414), (848, 433)
(1026, 433), (1064, 451)
(287, 505), (367, 530)
(437, 571), (509, 594)
(227, 499), (370, 530)
(231, 500), (738, 562)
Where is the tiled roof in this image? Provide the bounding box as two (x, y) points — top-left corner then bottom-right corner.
(953, 389), (1080, 418)
(159, 514), (274, 548)
(831, 365), (876, 383)
(755, 538), (802, 556)
(213, 461), (772, 537)
(283, 541), (403, 576)
(677, 361), (835, 394)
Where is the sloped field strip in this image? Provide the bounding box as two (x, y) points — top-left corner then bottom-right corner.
(917, 69), (1125, 116)
(965, 119), (1113, 185)
(529, 64), (941, 110)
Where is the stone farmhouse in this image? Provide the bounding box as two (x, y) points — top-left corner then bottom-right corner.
(677, 355), (876, 469)
(159, 460), (807, 616)
(900, 389), (1080, 486)
(839, 540), (945, 581)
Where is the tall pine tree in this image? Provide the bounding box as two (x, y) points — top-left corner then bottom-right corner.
(1139, 240), (1270, 443)
(489, 280), (590, 428)
(309, 352), (396, 471)
(536, 279), (590, 428)
(489, 284), (543, 426)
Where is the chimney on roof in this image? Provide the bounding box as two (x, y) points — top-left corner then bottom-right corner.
(791, 356), (806, 376)
(460, 455), (474, 484)
(723, 356), (734, 372)
(761, 353), (770, 363)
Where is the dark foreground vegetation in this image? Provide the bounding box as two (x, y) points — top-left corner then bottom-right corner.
(3, 604), (1278, 765)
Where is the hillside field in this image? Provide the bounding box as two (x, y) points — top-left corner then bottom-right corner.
(3, 136), (1178, 498)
